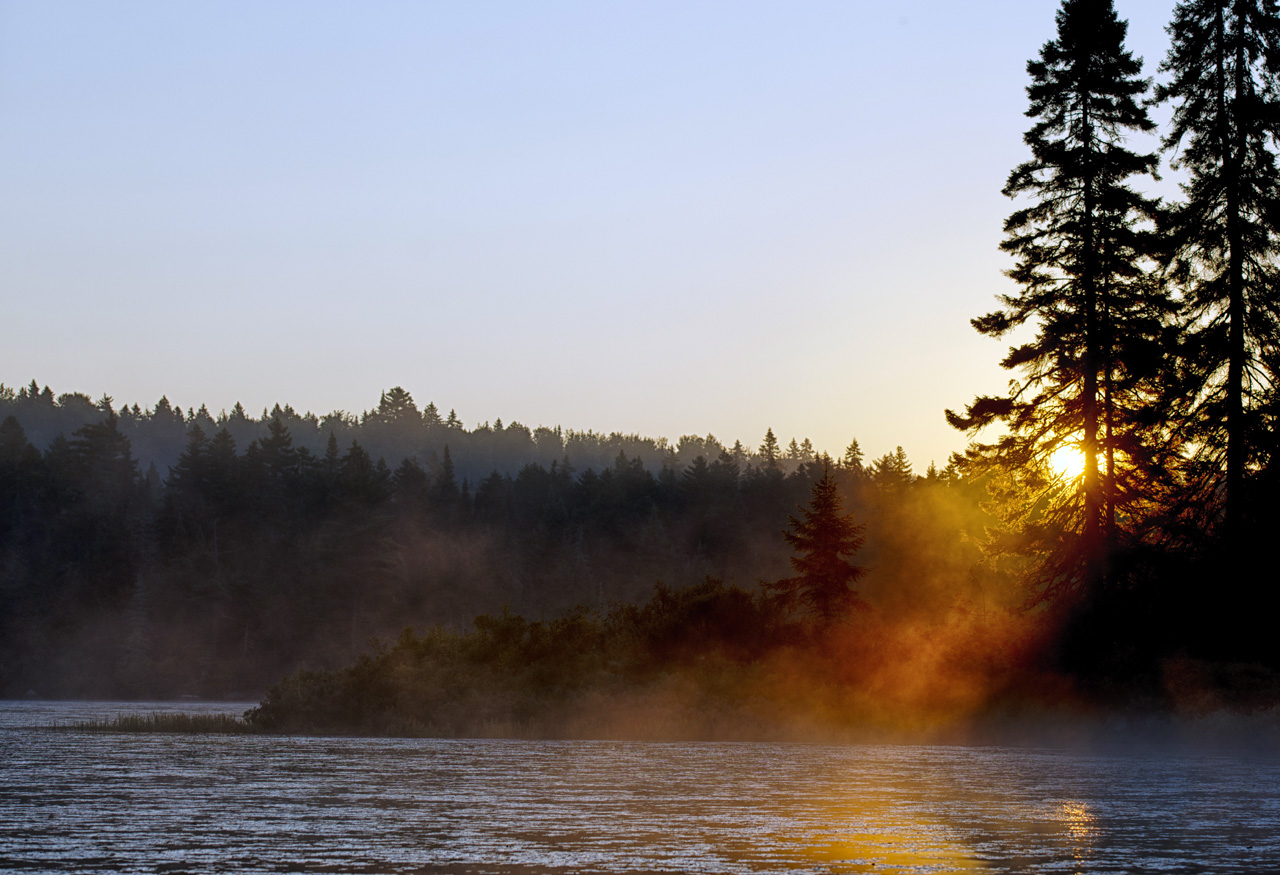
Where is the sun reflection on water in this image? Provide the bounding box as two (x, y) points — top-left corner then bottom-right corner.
(1057, 800), (1097, 841)
(1054, 799), (1099, 868)
(804, 830), (988, 873)
(789, 788), (988, 873)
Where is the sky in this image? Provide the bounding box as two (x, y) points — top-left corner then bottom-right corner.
(0, 0), (1180, 468)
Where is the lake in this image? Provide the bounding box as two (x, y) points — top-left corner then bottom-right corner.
(1, 700), (1277, 873)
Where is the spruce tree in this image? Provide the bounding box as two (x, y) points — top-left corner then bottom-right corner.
(947, 0), (1164, 598)
(0, 416), (41, 541)
(786, 438), (802, 462)
(1157, 0), (1280, 541)
(433, 445), (460, 518)
(758, 428), (781, 470)
(871, 446), (914, 489)
(322, 431), (341, 478)
(376, 386), (418, 424)
(840, 439), (865, 475)
(422, 401), (443, 431)
(167, 425), (209, 497)
(767, 460), (866, 625)
(206, 428), (239, 511)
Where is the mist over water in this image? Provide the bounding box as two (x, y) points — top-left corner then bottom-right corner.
(3, 702), (1278, 874)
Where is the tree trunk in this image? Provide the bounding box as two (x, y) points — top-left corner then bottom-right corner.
(1225, 0), (1247, 542)
(1081, 95), (1103, 589)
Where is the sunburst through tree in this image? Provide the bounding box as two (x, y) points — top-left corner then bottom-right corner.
(947, 0), (1172, 602)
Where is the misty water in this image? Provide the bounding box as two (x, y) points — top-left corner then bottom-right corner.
(2, 702), (1278, 873)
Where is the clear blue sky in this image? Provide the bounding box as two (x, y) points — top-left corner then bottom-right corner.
(0, 1), (1178, 467)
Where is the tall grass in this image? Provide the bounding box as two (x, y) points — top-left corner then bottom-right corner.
(57, 712), (257, 734)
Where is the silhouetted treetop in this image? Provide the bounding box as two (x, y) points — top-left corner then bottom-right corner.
(767, 460), (867, 625)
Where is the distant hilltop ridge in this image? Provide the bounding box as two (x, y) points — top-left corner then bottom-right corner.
(0, 380), (908, 485)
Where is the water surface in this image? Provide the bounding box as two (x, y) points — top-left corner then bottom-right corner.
(1, 701), (1277, 873)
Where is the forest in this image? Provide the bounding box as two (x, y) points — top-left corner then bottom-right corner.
(0, 380), (986, 705)
(6, 0), (1280, 735)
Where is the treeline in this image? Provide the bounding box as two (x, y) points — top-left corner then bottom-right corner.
(0, 381), (822, 484)
(0, 384), (991, 699)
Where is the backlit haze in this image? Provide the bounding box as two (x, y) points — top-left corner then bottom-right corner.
(0, 0), (1177, 467)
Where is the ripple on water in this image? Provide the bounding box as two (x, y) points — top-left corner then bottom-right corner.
(2, 701), (1279, 873)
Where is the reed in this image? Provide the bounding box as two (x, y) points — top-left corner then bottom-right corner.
(58, 712), (257, 734)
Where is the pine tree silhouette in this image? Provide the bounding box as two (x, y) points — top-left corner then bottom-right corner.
(767, 459), (866, 625)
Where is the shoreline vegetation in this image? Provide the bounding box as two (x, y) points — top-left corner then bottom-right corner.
(60, 712), (257, 735)
(50, 694), (1280, 746)
(49, 576), (1280, 745)
(48, 696), (1280, 747)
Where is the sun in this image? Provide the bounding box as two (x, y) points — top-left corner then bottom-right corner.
(1048, 444), (1087, 480)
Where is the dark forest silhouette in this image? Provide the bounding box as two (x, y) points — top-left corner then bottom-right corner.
(0, 381), (984, 701)
(7, 0), (1280, 734)
(941, 0), (1280, 687)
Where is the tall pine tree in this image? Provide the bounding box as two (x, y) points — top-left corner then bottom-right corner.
(947, 0), (1165, 599)
(1157, 0), (1280, 542)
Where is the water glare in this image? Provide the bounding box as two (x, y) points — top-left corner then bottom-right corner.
(2, 702), (1278, 873)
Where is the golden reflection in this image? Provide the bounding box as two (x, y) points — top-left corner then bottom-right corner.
(1057, 800), (1097, 840)
(787, 791), (987, 873)
(804, 831), (987, 873)
(1054, 798), (1099, 868)
(749, 763), (1108, 875)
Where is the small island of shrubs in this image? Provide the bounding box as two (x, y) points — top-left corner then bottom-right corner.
(243, 576), (1042, 740)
